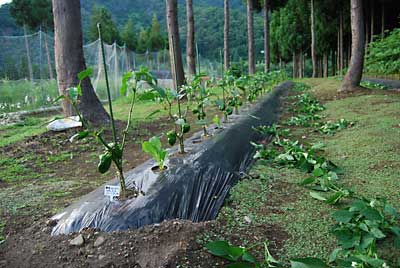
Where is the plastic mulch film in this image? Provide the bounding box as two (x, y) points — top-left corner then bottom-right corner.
(51, 81), (293, 235)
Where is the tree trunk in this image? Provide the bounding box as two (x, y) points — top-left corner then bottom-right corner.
(292, 52), (296, 78)
(263, 0), (270, 72)
(370, 0), (374, 42)
(43, 31), (54, 80)
(23, 25), (34, 81)
(332, 50), (336, 76)
(247, 0), (255, 75)
(186, 0), (196, 77)
(224, 0), (230, 71)
(365, 12), (369, 52)
(381, 5), (385, 38)
(311, 0), (317, 78)
(339, 10), (344, 75)
(341, 0), (365, 92)
(337, 32), (340, 75)
(299, 52), (303, 78)
(323, 53), (328, 78)
(166, 0), (185, 89)
(52, 0), (109, 123)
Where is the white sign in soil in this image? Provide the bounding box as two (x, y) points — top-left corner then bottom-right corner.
(104, 185), (120, 201)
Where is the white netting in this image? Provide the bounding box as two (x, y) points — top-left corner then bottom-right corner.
(0, 31), (220, 113)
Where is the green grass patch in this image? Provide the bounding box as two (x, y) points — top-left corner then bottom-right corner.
(0, 116), (48, 147)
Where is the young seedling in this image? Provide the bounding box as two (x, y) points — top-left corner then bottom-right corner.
(151, 86), (190, 154)
(212, 115), (221, 128)
(142, 136), (167, 171)
(216, 74), (234, 122)
(189, 74), (212, 137)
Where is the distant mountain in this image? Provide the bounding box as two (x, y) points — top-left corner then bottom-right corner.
(0, 0), (264, 61)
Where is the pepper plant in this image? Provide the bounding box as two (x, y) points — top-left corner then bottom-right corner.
(57, 66), (156, 200)
(216, 74), (235, 122)
(189, 73), (212, 137)
(150, 85), (190, 154)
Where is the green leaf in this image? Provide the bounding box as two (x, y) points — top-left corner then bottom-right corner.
(332, 210), (354, 223)
(242, 251), (256, 263)
(360, 234), (375, 249)
(328, 248), (341, 263)
(349, 199), (367, 212)
(300, 177), (316, 186)
(325, 191), (345, 205)
(290, 257), (331, 268)
(146, 109), (161, 119)
(384, 204), (397, 216)
(98, 153), (112, 174)
(53, 95), (65, 103)
(352, 254), (385, 267)
(67, 87), (79, 102)
(310, 191), (327, 201)
(120, 71), (133, 96)
(226, 246), (245, 261)
(361, 208), (382, 221)
(205, 240), (231, 258)
(311, 168), (325, 177)
(77, 68), (93, 81)
(370, 227), (386, 239)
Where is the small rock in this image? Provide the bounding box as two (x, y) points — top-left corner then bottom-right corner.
(46, 219), (58, 227)
(244, 216), (252, 224)
(87, 255), (94, 259)
(70, 234), (85, 246)
(94, 236), (106, 247)
(98, 255), (106, 261)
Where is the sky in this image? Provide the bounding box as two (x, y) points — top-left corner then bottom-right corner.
(0, 0), (11, 6)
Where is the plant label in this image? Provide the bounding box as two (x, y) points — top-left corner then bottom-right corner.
(104, 185), (120, 201)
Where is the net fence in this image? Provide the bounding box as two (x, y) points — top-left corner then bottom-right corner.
(0, 31), (221, 113)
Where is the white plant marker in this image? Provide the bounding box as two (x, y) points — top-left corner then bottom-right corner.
(104, 185), (120, 201)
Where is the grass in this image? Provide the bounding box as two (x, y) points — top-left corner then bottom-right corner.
(0, 116), (50, 147)
(0, 79), (58, 113)
(196, 78), (400, 266)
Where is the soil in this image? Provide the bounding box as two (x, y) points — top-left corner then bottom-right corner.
(2, 80), (397, 268)
(1, 219), (209, 268)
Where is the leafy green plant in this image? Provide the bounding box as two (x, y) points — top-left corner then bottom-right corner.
(205, 240), (284, 268)
(55, 24), (158, 199)
(253, 124), (290, 141)
(213, 114), (222, 128)
(366, 28), (400, 76)
(318, 119), (354, 135)
(205, 240), (332, 268)
(360, 81), (388, 90)
(330, 198), (399, 267)
(142, 136), (167, 170)
(57, 66), (156, 199)
(216, 74), (235, 122)
(189, 73), (212, 137)
(150, 85), (190, 154)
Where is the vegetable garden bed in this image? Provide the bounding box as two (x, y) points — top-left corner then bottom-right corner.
(51, 82), (293, 235)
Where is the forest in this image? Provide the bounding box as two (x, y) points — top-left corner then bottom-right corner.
(0, 0), (399, 267)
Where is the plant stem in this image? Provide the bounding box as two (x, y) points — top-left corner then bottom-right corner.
(98, 23), (117, 146)
(121, 90), (137, 149)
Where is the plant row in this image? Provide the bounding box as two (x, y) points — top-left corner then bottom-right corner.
(58, 67), (286, 199)
(205, 83), (399, 268)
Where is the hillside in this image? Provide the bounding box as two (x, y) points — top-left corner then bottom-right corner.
(0, 0), (257, 60)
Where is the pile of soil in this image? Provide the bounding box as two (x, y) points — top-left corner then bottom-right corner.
(1, 220), (209, 268)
